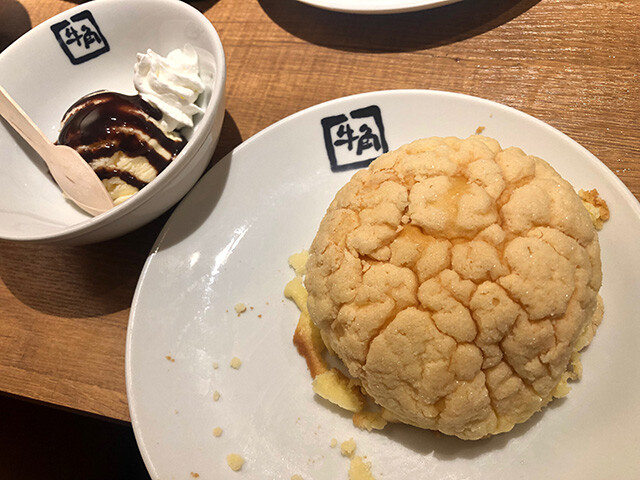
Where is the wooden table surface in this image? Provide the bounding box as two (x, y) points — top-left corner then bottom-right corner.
(1, 0), (638, 423)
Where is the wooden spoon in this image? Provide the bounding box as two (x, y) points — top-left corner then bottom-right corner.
(0, 85), (114, 216)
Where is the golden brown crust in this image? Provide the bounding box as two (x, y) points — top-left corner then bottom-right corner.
(286, 265), (328, 379)
(292, 311), (328, 379)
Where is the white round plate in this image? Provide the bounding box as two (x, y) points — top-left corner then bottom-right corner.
(293, 0), (460, 14)
(126, 90), (640, 479)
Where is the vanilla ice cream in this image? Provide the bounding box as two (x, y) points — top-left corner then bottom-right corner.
(56, 44), (205, 205)
(57, 91), (186, 205)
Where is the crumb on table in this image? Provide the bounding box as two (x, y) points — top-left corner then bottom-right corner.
(213, 427), (223, 437)
(212, 362), (219, 369)
(165, 355), (175, 362)
(234, 303), (247, 315)
(213, 391), (221, 401)
(330, 438), (338, 448)
(230, 357), (242, 369)
(226, 453), (245, 472)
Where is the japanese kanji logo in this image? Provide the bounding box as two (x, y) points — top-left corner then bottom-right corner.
(50, 10), (110, 65)
(321, 105), (389, 172)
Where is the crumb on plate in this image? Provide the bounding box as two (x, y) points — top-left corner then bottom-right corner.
(579, 188), (610, 230)
(340, 438), (357, 458)
(349, 456), (376, 480)
(226, 453), (245, 472)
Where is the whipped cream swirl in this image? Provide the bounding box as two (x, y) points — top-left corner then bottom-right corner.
(133, 44), (205, 133)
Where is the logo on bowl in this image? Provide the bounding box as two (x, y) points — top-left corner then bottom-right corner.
(50, 10), (110, 65)
(321, 105), (389, 172)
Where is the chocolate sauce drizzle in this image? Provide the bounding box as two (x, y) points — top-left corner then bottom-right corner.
(57, 92), (186, 189)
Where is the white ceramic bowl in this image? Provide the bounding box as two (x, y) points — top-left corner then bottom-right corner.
(0, 0), (226, 245)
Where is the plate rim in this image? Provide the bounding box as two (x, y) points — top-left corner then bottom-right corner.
(292, 0), (462, 14)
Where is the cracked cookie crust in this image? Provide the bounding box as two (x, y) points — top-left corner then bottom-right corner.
(305, 135), (603, 440)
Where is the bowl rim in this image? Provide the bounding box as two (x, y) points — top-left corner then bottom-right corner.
(0, 0), (226, 243)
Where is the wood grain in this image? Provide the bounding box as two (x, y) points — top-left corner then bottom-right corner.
(0, 0), (638, 422)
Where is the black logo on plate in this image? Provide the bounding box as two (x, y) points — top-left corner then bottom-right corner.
(51, 10), (110, 65)
(321, 105), (389, 172)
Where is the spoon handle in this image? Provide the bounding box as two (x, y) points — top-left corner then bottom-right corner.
(0, 84), (54, 163)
